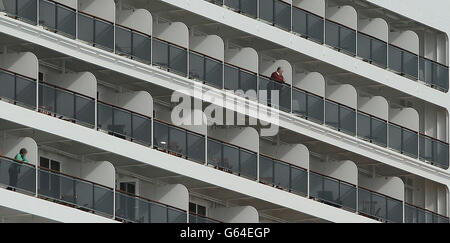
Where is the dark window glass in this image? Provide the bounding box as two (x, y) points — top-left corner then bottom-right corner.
(115, 26), (132, 55)
(259, 0), (274, 24)
(205, 57), (223, 88)
(39, 0), (55, 29)
(132, 32), (151, 63)
(240, 150), (257, 179)
(274, 0), (291, 30)
(259, 156), (273, 184)
(94, 18), (114, 51)
(187, 132), (205, 163)
(78, 14), (94, 44)
(56, 4), (76, 38)
(152, 39), (169, 68)
(132, 114), (151, 145)
(169, 45), (187, 76)
(224, 64), (239, 90)
(189, 52), (204, 81)
(207, 139), (222, 167)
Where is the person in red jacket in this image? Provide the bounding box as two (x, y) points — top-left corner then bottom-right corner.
(271, 67), (285, 83)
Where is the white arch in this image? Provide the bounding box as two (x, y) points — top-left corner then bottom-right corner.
(293, 0), (325, 17)
(207, 126), (259, 153)
(209, 206), (259, 223)
(389, 30), (420, 55)
(259, 140), (309, 169)
(0, 52), (38, 80)
(389, 107), (420, 131)
(293, 72), (325, 97)
(326, 5), (357, 30)
(326, 84), (357, 109)
(358, 17), (389, 43)
(310, 159), (358, 185)
(154, 22), (189, 48)
(116, 8), (153, 36)
(359, 175), (404, 202)
(78, 0), (115, 23)
(225, 47), (258, 73)
(190, 34), (225, 61)
(46, 72), (97, 99)
(54, 0), (76, 9)
(358, 95), (389, 120)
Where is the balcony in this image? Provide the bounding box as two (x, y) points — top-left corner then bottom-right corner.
(325, 99), (356, 136)
(259, 0), (291, 31)
(224, 63), (257, 94)
(152, 37), (188, 77)
(0, 68), (36, 109)
(222, 0), (257, 18)
(189, 50), (223, 88)
(292, 6), (324, 43)
(420, 57), (449, 92)
(388, 45), (419, 80)
(292, 87), (324, 124)
(405, 203), (449, 223)
(358, 187), (403, 223)
(357, 32), (387, 68)
(207, 137), (257, 180)
(258, 75), (291, 112)
(357, 112), (387, 147)
(97, 101), (152, 146)
(309, 172), (356, 212)
(115, 24), (152, 64)
(325, 20), (356, 56)
(39, 0), (76, 38)
(39, 82), (95, 128)
(259, 154), (307, 196)
(0, 156), (35, 194)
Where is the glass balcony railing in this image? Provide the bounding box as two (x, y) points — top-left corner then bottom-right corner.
(189, 213), (221, 223)
(115, 24), (151, 64)
(292, 6), (324, 43)
(258, 75), (291, 112)
(0, 68), (36, 109)
(189, 50), (223, 88)
(0, 0), (37, 24)
(153, 120), (205, 163)
(0, 156), (36, 194)
(419, 57), (449, 92)
(388, 123), (418, 158)
(309, 172), (356, 211)
(152, 38), (188, 76)
(419, 134), (449, 169)
(325, 20), (356, 56)
(97, 101), (152, 146)
(357, 32), (387, 68)
(259, 0), (291, 31)
(223, 0), (257, 18)
(325, 100), (356, 136)
(259, 155), (307, 196)
(207, 138), (257, 180)
(224, 63), (257, 94)
(39, 82), (95, 127)
(358, 187), (403, 223)
(115, 190), (187, 223)
(292, 87), (324, 124)
(388, 45), (418, 79)
(77, 11), (114, 51)
(39, 0), (76, 38)
(405, 203), (449, 223)
(357, 112), (387, 147)
(38, 167), (114, 217)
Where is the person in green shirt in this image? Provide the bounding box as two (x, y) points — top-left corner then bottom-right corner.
(7, 148), (28, 191)
(14, 148), (29, 163)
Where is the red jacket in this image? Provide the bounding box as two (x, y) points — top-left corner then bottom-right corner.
(271, 72), (285, 83)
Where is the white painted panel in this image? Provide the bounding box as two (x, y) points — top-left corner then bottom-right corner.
(209, 206), (259, 223)
(294, 72), (325, 97)
(154, 22), (189, 48)
(389, 31), (420, 55)
(260, 59), (292, 85)
(310, 160), (358, 185)
(326, 84), (357, 109)
(225, 47), (258, 73)
(0, 52), (38, 80)
(358, 95), (388, 120)
(141, 184), (189, 211)
(46, 72), (97, 98)
(358, 18), (388, 42)
(116, 9), (152, 35)
(208, 126), (259, 152)
(190, 35), (224, 61)
(54, 0), (76, 9)
(78, 0), (115, 22)
(81, 161), (115, 188)
(1, 136), (38, 166)
(293, 0), (325, 17)
(389, 107), (419, 131)
(359, 175), (404, 201)
(260, 140), (309, 169)
(326, 6), (357, 30)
